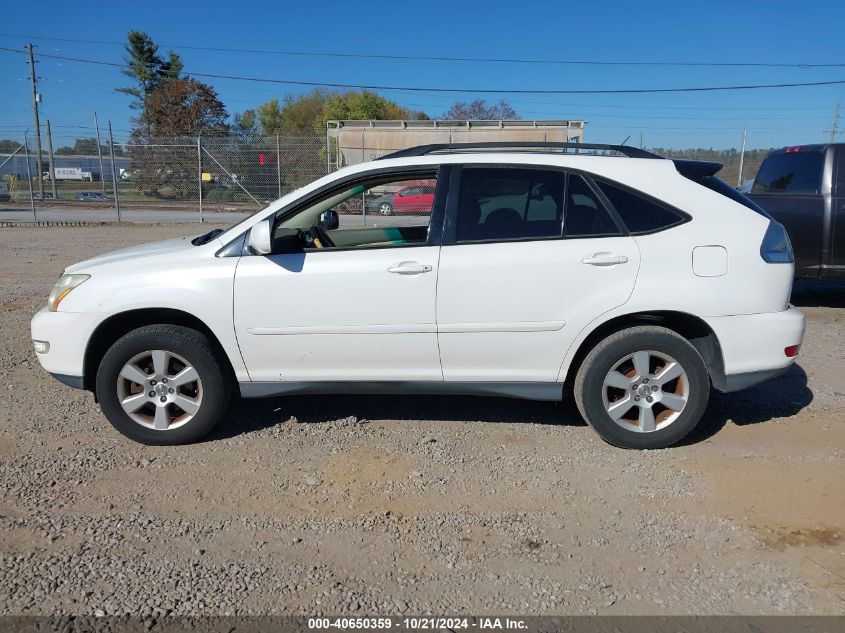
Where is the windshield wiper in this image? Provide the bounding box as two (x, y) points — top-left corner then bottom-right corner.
(191, 228), (225, 246)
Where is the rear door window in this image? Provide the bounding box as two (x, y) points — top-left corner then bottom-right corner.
(752, 152), (825, 194)
(455, 168), (564, 242)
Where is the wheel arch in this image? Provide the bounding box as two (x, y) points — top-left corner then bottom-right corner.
(83, 308), (235, 392)
(562, 310), (727, 393)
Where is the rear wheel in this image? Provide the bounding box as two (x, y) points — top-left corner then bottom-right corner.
(378, 201), (393, 216)
(96, 325), (231, 445)
(574, 326), (709, 449)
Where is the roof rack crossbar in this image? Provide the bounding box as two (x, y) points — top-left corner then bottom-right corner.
(376, 142), (663, 161)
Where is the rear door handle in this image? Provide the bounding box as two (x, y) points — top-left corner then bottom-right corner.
(582, 252), (629, 266)
(388, 261), (433, 275)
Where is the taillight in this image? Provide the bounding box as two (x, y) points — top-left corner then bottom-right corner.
(785, 345), (800, 358)
(785, 146), (803, 153)
(760, 221), (794, 264)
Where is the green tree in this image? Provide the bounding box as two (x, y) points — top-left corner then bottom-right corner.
(233, 109), (258, 141)
(253, 90), (424, 138)
(117, 30), (184, 109)
(322, 90), (412, 123)
(256, 90), (330, 136)
(54, 137), (114, 156)
(0, 139), (20, 153)
(281, 90), (330, 136)
(256, 99), (285, 135)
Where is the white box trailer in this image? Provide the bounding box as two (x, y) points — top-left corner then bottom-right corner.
(46, 167), (93, 181)
(326, 119), (587, 169)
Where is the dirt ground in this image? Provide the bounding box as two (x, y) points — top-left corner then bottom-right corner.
(0, 224), (843, 617)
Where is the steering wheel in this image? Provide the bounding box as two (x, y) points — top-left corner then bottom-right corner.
(304, 224), (335, 249)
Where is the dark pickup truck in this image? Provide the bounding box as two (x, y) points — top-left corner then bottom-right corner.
(747, 143), (844, 279)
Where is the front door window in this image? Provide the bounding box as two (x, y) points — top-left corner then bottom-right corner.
(272, 174), (438, 252)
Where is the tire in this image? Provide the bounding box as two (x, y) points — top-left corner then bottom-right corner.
(573, 326), (709, 449)
(95, 325), (231, 445)
(378, 202), (393, 216)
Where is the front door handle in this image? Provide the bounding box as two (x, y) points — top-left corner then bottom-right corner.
(388, 261), (433, 275)
(582, 252), (629, 266)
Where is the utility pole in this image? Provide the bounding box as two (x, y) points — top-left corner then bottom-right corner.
(27, 43), (44, 200)
(830, 102), (840, 143)
(45, 120), (57, 199)
(639, 130), (644, 150)
(738, 129), (748, 188)
(94, 112), (107, 195)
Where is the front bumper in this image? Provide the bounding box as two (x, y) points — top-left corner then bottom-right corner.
(49, 373), (85, 389)
(30, 307), (105, 388)
(703, 307), (805, 393)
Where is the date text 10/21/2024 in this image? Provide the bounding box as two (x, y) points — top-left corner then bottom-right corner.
(307, 617), (528, 630)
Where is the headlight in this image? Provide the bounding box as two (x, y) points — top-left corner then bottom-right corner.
(48, 274), (90, 311)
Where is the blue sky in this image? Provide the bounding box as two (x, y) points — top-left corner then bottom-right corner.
(1, 0), (843, 149)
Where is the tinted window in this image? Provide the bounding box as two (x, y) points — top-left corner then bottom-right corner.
(597, 181), (684, 233)
(564, 175), (621, 237)
(456, 168), (564, 242)
(752, 152), (824, 194)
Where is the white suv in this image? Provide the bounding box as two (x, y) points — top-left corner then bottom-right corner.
(30, 143), (805, 449)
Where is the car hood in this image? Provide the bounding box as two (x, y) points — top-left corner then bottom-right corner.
(64, 236), (198, 273)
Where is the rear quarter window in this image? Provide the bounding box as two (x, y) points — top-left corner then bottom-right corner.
(595, 180), (686, 234)
(752, 152), (825, 194)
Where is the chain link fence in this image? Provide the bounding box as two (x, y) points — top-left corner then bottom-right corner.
(0, 133), (327, 222)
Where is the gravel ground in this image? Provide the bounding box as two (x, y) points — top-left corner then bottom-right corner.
(0, 224), (843, 618)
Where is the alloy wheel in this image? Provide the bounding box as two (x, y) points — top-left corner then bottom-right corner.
(601, 350), (689, 433)
(116, 349), (203, 431)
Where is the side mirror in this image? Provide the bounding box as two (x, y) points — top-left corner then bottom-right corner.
(319, 209), (339, 231)
(247, 218), (272, 255)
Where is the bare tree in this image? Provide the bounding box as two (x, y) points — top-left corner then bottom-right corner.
(442, 99), (519, 120)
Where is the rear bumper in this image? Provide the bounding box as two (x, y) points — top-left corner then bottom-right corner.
(704, 307), (805, 393)
(722, 366), (791, 393)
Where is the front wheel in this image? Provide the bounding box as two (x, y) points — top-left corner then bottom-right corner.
(95, 325), (231, 445)
(574, 326), (709, 449)
(378, 202), (393, 216)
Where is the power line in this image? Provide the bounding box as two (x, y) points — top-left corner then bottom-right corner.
(2, 47), (845, 95)
(1, 32), (843, 68)
(219, 92), (834, 113)
(7, 44), (841, 115)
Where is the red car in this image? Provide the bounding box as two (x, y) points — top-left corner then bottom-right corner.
(371, 183), (436, 216)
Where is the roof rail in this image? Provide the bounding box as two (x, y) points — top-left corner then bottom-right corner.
(376, 142), (664, 161)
